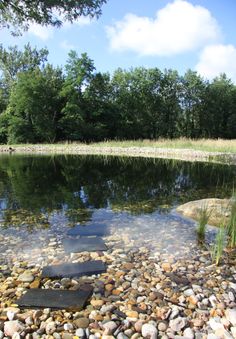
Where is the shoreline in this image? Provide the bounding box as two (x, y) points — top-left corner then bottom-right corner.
(0, 145), (236, 164)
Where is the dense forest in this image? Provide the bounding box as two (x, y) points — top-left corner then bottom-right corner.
(0, 44), (236, 144)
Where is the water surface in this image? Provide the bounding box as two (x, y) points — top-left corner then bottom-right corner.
(0, 154), (235, 256)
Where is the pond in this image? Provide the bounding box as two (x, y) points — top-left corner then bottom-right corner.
(0, 154), (235, 261)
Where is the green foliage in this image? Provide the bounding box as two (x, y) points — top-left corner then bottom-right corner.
(0, 45), (236, 144)
(197, 206), (211, 241)
(227, 197), (236, 248)
(211, 225), (225, 266)
(0, 0), (107, 35)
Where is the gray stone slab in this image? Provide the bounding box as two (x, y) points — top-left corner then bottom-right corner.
(67, 223), (109, 237)
(16, 287), (93, 310)
(42, 260), (106, 278)
(63, 236), (107, 253)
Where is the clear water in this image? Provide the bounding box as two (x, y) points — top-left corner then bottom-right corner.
(0, 154), (235, 257)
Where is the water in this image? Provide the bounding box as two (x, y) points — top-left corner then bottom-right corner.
(0, 154), (235, 257)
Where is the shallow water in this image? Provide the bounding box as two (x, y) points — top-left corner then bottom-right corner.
(0, 154), (235, 257)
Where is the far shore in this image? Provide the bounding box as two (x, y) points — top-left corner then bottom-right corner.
(0, 143), (236, 164)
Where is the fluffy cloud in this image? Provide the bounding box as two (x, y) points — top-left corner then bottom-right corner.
(196, 44), (236, 82)
(28, 24), (54, 41)
(106, 0), (220, 56)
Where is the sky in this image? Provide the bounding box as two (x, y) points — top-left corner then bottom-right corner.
(1, 0), (236, 81)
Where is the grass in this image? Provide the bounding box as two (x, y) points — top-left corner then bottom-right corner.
(211, 224), (225, 265)
(92, 138), (236, 153)
(197, 206), (211, 241)
(1, 138), (236, 153)
(227, 196), (236, 248)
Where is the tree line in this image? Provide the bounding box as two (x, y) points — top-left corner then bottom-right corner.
(0, 44), (235, 144)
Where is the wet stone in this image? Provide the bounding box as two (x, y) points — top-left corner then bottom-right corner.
(67, 223), (110, 237)
(63, 237), (107, 253)
(42, 260), (106, 278)
(16, 287), (93, 310)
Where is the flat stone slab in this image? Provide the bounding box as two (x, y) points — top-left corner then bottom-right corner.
(67, 223), (109, 237)
(63, 236), (107, 253)
(16, 287), (93, 310)
(42, 260), (106, 278)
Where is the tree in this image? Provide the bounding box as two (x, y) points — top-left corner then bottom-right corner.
(6, 65), (64, 143)
(59, 51), (96, 141)
(0, 43), (48, 91)
(0, 0), (107, 34)
(179, 70), (206, 138)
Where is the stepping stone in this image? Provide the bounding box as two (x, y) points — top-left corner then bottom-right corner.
(67, 223), (109, 237)
(16, 286), (93, 310)
(42, 260), (106, 278)
(63, 236), (107, 253)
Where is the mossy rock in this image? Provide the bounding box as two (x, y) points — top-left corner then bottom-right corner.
(176, 198), (232, 227)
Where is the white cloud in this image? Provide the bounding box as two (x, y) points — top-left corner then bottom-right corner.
(28, 23), (54, 41)
(27, 15), (91, 40)
(60, 40), (76, 50)
(196, 44), (236, 82)
(106, 0), (220, 56)
(63, 16), (93, 29)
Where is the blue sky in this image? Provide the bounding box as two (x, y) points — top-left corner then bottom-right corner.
(1, 0), (236, 81)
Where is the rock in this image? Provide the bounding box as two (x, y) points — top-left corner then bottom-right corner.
(225, 309), (236, 326)
(169, 317), (187, 332)
(102, 321), (118, 334)
(183, 328), (194, 338)
(134, 320), (144, 333)
(73, 317), (89, 328)
(231, 327), (236, 338)
(75, 328), (85, 337)
(176, 198), (231, 227)
(117, 333), (129, 339)
(4, 320), (25, 337)
(126, 311), (139, 319)
(64, 323), (74, 331)
(158, 322), (167, 332)
(184, 289), (194, 297)
(161, 263), (171, 272)
(45, 321), (56, 335)
(62, 334), (73, 339)
(209, 318), (224, 331)
(91, 299), (105, 307)
(141, 323), (158, 339)
(18, 271), (34, 282)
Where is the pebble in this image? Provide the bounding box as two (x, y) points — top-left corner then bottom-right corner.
(141, 323), (158, 339)
(225, 309), (236, 326)
(18, 271), (34, 282)
(74, 317), (89, 328)
(169, 317), (187, 332)
(4, 320), (25, 337)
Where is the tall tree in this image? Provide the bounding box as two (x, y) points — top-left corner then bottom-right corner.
(5, 65), (64, 143)
(59, 51), (95, 141)
(0, 43), (48, 91)
(0, 0), (107, 34)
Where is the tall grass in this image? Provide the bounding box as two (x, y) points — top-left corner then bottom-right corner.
(197, 206), (211, 241)
(227, 196), (236, 248)
(211, 225), (225, 265)
(93, 138), (236, 153)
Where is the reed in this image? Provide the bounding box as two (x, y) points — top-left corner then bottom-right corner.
(197, 206), (211, 241)
(227, 196), (236, 248)
(211, 225), (225, 265)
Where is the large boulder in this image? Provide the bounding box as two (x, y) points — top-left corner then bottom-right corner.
(176, 198), (232, 227)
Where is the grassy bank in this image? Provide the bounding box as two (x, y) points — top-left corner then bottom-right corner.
(0, 139), (235, 164)
(93, 138), (236, 153)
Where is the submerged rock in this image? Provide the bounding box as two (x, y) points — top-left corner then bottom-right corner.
(176, 198), (232, 226)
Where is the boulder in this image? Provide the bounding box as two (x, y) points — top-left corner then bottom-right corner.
(176, 198), (232, 227)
